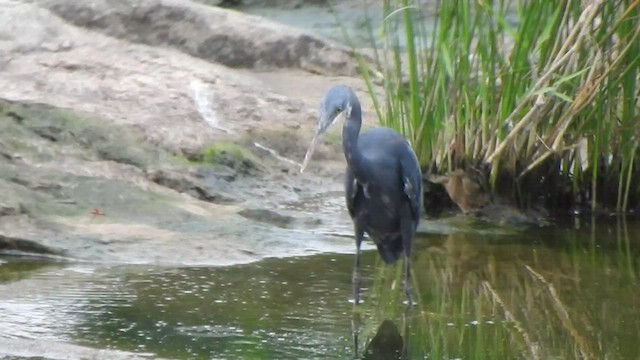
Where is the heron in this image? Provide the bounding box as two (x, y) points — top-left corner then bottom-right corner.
(300, 85), (423, 305)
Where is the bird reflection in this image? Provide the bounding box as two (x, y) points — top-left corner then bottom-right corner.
(354, 314), (409, 360)
(362, 320), (406, 359)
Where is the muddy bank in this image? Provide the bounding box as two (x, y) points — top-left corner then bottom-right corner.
(0, 0), (382, 265)
(0, 97), (364, 265)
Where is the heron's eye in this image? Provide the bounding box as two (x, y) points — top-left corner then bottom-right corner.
(335, 107), (342, 114)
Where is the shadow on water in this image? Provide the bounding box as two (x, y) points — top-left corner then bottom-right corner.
(0, 216), (639, 359)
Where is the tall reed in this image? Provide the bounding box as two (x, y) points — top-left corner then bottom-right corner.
(359, 0), (640, 212)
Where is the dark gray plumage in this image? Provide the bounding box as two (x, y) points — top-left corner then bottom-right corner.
(301, 85), (423, 305)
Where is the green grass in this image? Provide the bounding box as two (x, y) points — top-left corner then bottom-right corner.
(197, 141), (262, 172)
(351, 0), (640, 213)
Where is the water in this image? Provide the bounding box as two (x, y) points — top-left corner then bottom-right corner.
(1, 217), (639, 359)
(0, 254), (369, 359)
(235, 1), (519, 51)
(238, 1), (386, 48)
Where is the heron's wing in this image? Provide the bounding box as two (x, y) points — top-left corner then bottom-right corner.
(345, 169), (363, 219)
(400, 155), (423, 224)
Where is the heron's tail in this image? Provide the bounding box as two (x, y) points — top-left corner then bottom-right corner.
(376, 241), (403, 265)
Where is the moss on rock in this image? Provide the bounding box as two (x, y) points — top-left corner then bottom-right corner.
(197, 142), (263, 174)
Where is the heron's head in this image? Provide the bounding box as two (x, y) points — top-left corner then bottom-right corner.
(300, 85), (353, 173)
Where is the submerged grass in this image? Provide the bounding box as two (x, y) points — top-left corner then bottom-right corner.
(354, 0), (640, 213)
(359, 219), (640, 359)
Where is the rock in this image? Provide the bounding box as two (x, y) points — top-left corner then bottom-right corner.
(0, 178), (34, 217)
(32, 0), (359, 75)
(237, 208), (295, 228)
(198, 141), (265, 175)
(7, 176), (64, 199)
(146, 168), (237, 204)
(0, 234), (63, 256)
(473, 203), (549, 229)
(0, 142), (12, 161)
(0, 201), (26, 217)
(30, 124), (64, 142)
(217, 0), (243, 7)
(0, 0), (368, 266)
(0, 0), (340, 158)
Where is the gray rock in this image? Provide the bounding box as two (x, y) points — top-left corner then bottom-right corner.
(146, 168), (237, 204)
(237, 208), (295, 228)
(0, 234), (62, 256)
(33, 0), (359, 75)
(0, 0), (367, 265)
(0, 201), (26, 217)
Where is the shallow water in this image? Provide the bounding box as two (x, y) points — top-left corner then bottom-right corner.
(0, 253), (368, 359)
(236, 1), (519, 50)
(239, 1), (386, 48)
(1, 216), (639, 359)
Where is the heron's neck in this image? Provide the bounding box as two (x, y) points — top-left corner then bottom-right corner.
(342, 98), (369, 179)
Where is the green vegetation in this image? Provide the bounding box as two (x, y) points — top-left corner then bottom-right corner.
(0, 100), (164, 169)
(198, 141), (262, 173)
(354, 0), (640, 212)
(0, 100), (185, 219)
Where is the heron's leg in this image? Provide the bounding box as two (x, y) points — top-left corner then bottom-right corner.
(400, 208), (414, 306)
(352, 227), (364, 305)
(402, 250), (413, 306)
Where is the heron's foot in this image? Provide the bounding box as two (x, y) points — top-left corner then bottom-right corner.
(403, 280), (414, 307)
(352, 286), (361, 306)
(351, 288), (362, 306)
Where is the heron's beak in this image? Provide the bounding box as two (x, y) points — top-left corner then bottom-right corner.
(300, 130), (323, 174)
(301, 111), (337, 173)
